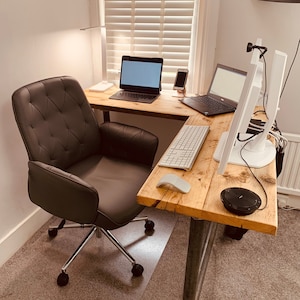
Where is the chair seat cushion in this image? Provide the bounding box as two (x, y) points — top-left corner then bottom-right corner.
(67, 155), (150, 229)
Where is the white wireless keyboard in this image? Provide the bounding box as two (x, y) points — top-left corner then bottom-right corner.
(158, 125), (210, 170)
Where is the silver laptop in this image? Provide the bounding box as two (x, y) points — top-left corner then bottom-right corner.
(109, 56), (163, 103)
(181, 64), (247, 116)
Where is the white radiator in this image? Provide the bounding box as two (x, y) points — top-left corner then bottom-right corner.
(277, 132), (300, 209)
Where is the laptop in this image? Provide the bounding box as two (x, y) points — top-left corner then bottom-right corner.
(181, 64), (247, 116)
(109, 55), (163, 103)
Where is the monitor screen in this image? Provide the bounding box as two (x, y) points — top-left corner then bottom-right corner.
(209, 66), (247, 103)
(121, 60), (162, 89)
(119, 56), (163, 93)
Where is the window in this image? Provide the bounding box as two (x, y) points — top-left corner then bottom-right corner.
(104, 0), (196, 90)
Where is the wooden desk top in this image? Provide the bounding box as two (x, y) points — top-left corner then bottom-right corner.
(86, 88), (196, 120)
(85, 87), (278, 235)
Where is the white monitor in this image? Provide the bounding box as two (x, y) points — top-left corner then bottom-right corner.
(213, 43), (287, 174)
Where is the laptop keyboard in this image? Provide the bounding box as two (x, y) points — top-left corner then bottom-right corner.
(181, 95), (236, 116)
(200, 96), (233, 110)
(121, 91), (156, 100)
(109, 91), (158, 103)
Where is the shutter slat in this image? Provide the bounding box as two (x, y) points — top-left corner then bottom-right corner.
(105, 0), (195, 89)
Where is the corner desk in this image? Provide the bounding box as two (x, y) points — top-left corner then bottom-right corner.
(85, 87), (277, 299)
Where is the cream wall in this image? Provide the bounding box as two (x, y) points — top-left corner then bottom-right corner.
(215, 0), (300, 134)
(0, 0), (94, 266)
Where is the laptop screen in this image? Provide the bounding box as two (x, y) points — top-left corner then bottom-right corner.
(209, 64), (247, 104)
(119, 56), (163, 94)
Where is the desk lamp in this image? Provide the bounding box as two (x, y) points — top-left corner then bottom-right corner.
(81, 0), (113, 91)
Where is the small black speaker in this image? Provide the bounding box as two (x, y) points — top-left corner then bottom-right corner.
(220, 187), (261, 216)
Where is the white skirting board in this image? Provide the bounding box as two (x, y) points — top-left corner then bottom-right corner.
(278, 193), (300, 210)
(0, 208), (51, 267)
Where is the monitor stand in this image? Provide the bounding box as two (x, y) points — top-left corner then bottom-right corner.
(213, 131), (276, 169)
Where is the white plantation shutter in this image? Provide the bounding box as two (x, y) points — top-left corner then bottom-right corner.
(104, 0), (196, 90)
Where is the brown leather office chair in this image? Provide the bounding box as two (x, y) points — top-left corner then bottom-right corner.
(12, 76), (159, 286)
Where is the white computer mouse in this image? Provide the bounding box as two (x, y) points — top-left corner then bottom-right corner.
(156, 174), (191, 194)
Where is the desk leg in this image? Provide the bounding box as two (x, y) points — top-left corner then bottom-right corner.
(103, 111), (110, 122)
(183, 219), (218, 300)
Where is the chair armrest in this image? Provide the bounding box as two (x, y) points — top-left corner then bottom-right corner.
(28, 161), (99, 224)
(99, 122), (159, 166)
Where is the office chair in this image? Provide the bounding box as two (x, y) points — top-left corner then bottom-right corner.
(12, 76), (159, 286)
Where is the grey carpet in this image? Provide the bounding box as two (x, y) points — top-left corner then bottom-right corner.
(201, 208), (300, 299)
(0, 207), (177, 300)
(144, 208), (300, 300)
(0, 208), (299, 299)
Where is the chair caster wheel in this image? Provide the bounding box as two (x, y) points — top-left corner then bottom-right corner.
(57, 272), (69, 286)
(131, 264), (144, 277)
(48, 228), (58, 238)
(144, 220), (155, 232)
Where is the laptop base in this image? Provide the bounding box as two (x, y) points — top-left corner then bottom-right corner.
(180, 96), (235, 116)
(109, 90), (158, 104)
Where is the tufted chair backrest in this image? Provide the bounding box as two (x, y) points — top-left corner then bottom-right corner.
(12, 76), (101, 169)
